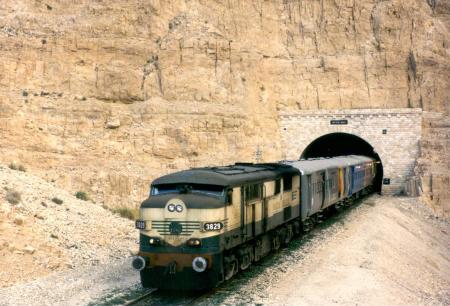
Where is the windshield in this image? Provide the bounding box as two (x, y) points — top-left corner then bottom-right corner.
(151, 183), (225, 197)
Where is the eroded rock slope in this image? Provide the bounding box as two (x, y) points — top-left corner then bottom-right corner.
(0, 1), (448, 214)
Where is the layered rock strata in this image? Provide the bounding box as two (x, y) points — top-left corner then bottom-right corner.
(0, 1), (448, 215)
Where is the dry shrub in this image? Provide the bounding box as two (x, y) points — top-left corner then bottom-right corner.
(6, 190), (21, 204)
(111, 207), (139, 220)
(75, 191), (89, 201)
(8, 163), (26, 172)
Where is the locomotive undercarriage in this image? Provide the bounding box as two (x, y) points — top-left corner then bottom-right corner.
(222, 222), (299, 281)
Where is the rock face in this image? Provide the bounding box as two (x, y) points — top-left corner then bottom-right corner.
(0, 1), (448, 214)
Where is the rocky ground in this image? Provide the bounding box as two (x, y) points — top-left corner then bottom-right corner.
(0, 164), (137, 287)
(0, 172), (448, 305)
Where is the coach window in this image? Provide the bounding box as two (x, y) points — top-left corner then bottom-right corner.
(283, 175), (292, 191)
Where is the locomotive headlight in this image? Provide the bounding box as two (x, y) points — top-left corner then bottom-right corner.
(168, 204), (175, 212)
(175, 204), (183, 212)
(187, 238), (201, 247)
(148, 237), (161, 245)
(192, 256), (207, 273)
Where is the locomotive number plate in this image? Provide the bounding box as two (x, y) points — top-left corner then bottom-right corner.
(203, 222), (223, 231)
(135, 220), (146, 230)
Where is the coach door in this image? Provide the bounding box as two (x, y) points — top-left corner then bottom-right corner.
(319, 172), (325, 210)
(240, 187), (247, 238)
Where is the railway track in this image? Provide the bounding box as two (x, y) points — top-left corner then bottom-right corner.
(121, 287), (218, 306)
(122, 289), (158, 306)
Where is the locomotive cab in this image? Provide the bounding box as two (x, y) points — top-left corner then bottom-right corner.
(133, 164), (300, 290)
(134, 180), (230, 290)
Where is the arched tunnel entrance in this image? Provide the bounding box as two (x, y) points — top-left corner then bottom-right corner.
(300, 132), (383, 192)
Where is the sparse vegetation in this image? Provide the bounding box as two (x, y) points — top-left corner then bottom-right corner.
(75, 191), (89, 201)
(51, 197), (63, 205)
(6, 190), (21, 204)
(8, 163), (26, 172)
(111, 206), (138, 220)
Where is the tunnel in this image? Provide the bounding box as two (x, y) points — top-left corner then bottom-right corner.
(300, 132), (383, 192)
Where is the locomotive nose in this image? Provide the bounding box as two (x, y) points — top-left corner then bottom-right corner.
(132, 256), (146, 271)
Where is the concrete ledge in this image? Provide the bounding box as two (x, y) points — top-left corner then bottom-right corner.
(279, 108), (423, 117)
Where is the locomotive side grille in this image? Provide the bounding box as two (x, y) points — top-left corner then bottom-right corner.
(152, 221), (201, 236)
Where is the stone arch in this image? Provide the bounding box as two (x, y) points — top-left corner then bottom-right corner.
(279, 109), (422, 195)
(300, 132), (383, 192)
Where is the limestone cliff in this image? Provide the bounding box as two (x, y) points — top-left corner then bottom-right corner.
(0, 1), (448, 214)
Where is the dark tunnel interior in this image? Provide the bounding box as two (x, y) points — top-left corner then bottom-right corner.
(300, 132), (383, 192)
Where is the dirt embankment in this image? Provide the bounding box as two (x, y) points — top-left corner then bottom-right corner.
(0, 165), (137, 288)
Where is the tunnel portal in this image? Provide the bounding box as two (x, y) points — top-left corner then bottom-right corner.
(279, 108), (422, 195)
(300, 132), (383, 192)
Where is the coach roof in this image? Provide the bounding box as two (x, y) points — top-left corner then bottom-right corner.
(152, 163), (299, 187)
(284, 155), (375, 175)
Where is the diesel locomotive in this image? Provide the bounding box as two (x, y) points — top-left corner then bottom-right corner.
(132, 155), (377, 290)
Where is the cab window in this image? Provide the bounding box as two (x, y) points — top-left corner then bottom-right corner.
(245, 183), (261, 201)
(151, 184), (177, 195)
(226, 189), (233, 205)
(151, 184), (224, 197)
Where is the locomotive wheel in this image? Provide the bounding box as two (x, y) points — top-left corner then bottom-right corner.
(224, 255), (238, 280)
(253, 239), (263, 262)
(293, 221), (301, 236)
(283, 225), (294, 245)
(238, 246), (253, 271)
(239, 254), (251, 270)
(238, 252), (251, 270)
(272, 233), (281, 251)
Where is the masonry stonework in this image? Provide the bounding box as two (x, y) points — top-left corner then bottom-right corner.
(279, 108), (423, 195)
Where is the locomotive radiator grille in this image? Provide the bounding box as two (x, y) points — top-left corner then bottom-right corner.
(151, 221), (201, 236)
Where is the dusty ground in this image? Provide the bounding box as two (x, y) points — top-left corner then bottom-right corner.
(0, 188), (448, 305)
(0, 164), (137, 287)
(265, 196), (450, 305)
(199, 195), (450, 306)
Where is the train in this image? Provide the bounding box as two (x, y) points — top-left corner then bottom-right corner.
(132, 155), (377, 290)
